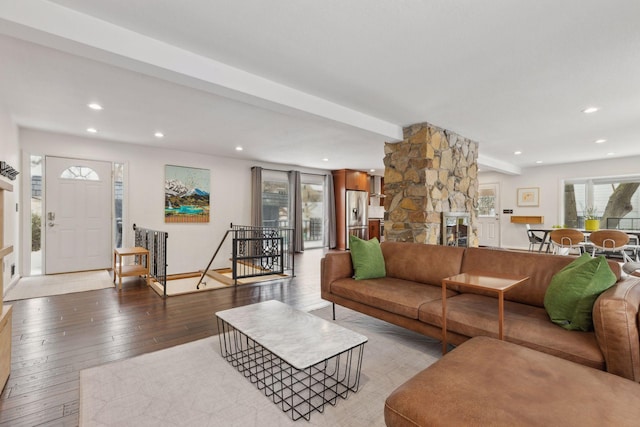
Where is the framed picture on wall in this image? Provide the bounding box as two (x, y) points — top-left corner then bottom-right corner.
(165, 165), (210, 223)
(517, 187), (539, 207)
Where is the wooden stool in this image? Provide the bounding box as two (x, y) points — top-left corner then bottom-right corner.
(113, 247), (150, 290)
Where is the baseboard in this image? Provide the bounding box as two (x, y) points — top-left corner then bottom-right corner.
(2, 274), (20, 299)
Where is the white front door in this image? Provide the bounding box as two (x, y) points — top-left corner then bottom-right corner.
(45, 157), (112, 274)
(477, 183), (501, 247)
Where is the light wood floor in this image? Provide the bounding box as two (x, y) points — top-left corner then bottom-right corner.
(0, 249), (330, 426)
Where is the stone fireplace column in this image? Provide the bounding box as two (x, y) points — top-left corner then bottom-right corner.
(383, 122), (479, 246)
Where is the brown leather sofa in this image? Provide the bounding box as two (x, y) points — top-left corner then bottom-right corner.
(384, 336), (640, 427)
(321, 241), (640, 381)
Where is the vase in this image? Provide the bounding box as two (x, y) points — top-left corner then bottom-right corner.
(585, 219), (600, 231)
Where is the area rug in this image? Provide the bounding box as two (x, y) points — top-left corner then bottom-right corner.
(4, 269), (114, 301)
(79, 304), (441, 426)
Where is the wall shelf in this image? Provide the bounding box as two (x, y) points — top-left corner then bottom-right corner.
(0, 245), (13, 259)
(511, 215), (544, 224)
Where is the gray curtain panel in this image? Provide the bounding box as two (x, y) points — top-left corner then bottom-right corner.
(325, 173), (336, 248)
(251, 166), (262, 227)
(289, 170), (304, 253)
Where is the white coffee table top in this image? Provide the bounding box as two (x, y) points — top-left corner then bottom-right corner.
(216, 300), (368, 369)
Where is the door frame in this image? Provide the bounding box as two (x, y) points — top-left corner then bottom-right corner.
(477, 182), (501, 247)
(21, 154), (128, 277)
(41, 155), (115, 275)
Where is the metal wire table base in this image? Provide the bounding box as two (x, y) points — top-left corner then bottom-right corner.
(217, 317), (365, 421)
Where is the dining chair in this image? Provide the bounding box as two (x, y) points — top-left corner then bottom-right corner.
(623, 261), (640, 277)
(589, 229), (633, 262)
(549, 228), (585, 255)
(526, 224), (549, 253)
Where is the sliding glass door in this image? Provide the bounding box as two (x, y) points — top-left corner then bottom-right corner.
(301, 175), (324, 249)
(260, 170), (325, 249)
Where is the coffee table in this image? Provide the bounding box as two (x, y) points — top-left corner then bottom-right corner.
(215, 300), (368, 421)
(441, 272), (529, 354)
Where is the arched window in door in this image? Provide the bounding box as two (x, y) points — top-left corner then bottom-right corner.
(60, 166), (100, 181)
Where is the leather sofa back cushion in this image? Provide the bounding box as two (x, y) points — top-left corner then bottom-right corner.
(381, 242), (465, 286)
(461, 248), (621, 308)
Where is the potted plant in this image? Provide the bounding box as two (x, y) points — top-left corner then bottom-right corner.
(584, 206), (600, 231)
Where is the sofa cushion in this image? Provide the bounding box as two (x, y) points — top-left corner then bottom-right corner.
(348, 235), (386, 280)
(419, 293), (604, 369)
(384, 337), (640, 427)
(331, 277), (457, 319)
(460, 247), (621, 308)
(544, 254), (617, 332)
(381, 242), (465, 286)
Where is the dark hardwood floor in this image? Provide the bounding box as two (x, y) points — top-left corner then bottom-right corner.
(0, 249), (329, 426)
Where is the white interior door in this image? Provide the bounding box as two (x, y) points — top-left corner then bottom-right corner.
(45, 157), (112, 274)
(478, 183), (501, 247)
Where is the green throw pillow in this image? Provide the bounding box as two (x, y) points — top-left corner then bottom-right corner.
(544, 253), (617, 331)
(349, 235), (386, 280)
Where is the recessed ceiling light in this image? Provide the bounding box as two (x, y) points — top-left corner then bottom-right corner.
(514, 151), (522, 155)
(87, 103), (103, 110)
(235, 146), (243, 151)
(607, 152), (615, 156)
(582, 107), (599, 114)
(595, 139), (606, 144)
(322, 158), (329, 162)
(535, 160), (543, 164)
(86, 127), (97, 133)
(154, 132), (164, 138)
(370, 169), (376, 172)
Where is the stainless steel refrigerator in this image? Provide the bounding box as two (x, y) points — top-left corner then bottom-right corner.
(346, 190), (368, 248)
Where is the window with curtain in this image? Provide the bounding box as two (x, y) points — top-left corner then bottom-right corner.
(261, 170), (290, 228)
(301, 174), (324, 249)
(259, 170), (326, 248)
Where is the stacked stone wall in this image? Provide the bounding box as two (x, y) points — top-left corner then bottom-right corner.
(383, 122), (479, 245)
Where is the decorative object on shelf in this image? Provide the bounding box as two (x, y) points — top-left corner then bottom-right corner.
(164, 165), (210, 223)
(584, 205), (600, 231)
(517, 187), (539, 207)
(0, 161), (19, 180)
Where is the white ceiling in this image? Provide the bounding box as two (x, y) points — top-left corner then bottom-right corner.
(1, 0), (639, 175)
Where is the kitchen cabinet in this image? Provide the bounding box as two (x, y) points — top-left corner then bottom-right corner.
(332, 169), (370, 250)
(369, 219), (381, 241)
(345, 170), (368, 191)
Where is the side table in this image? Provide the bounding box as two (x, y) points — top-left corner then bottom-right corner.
(441, 272), (529, 354)
(113, 247), (150, 290)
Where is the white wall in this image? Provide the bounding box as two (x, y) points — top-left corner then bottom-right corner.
(480, 155), (640, 250)
(20, 128), (329, 275)
(0, 104), (20, 294)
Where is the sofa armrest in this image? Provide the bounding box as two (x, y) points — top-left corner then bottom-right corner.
(593, 277), (640, 382)
(321, 252), (353, 297)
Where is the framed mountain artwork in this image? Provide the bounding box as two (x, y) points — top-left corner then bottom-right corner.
(164, 165), (210, 223)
